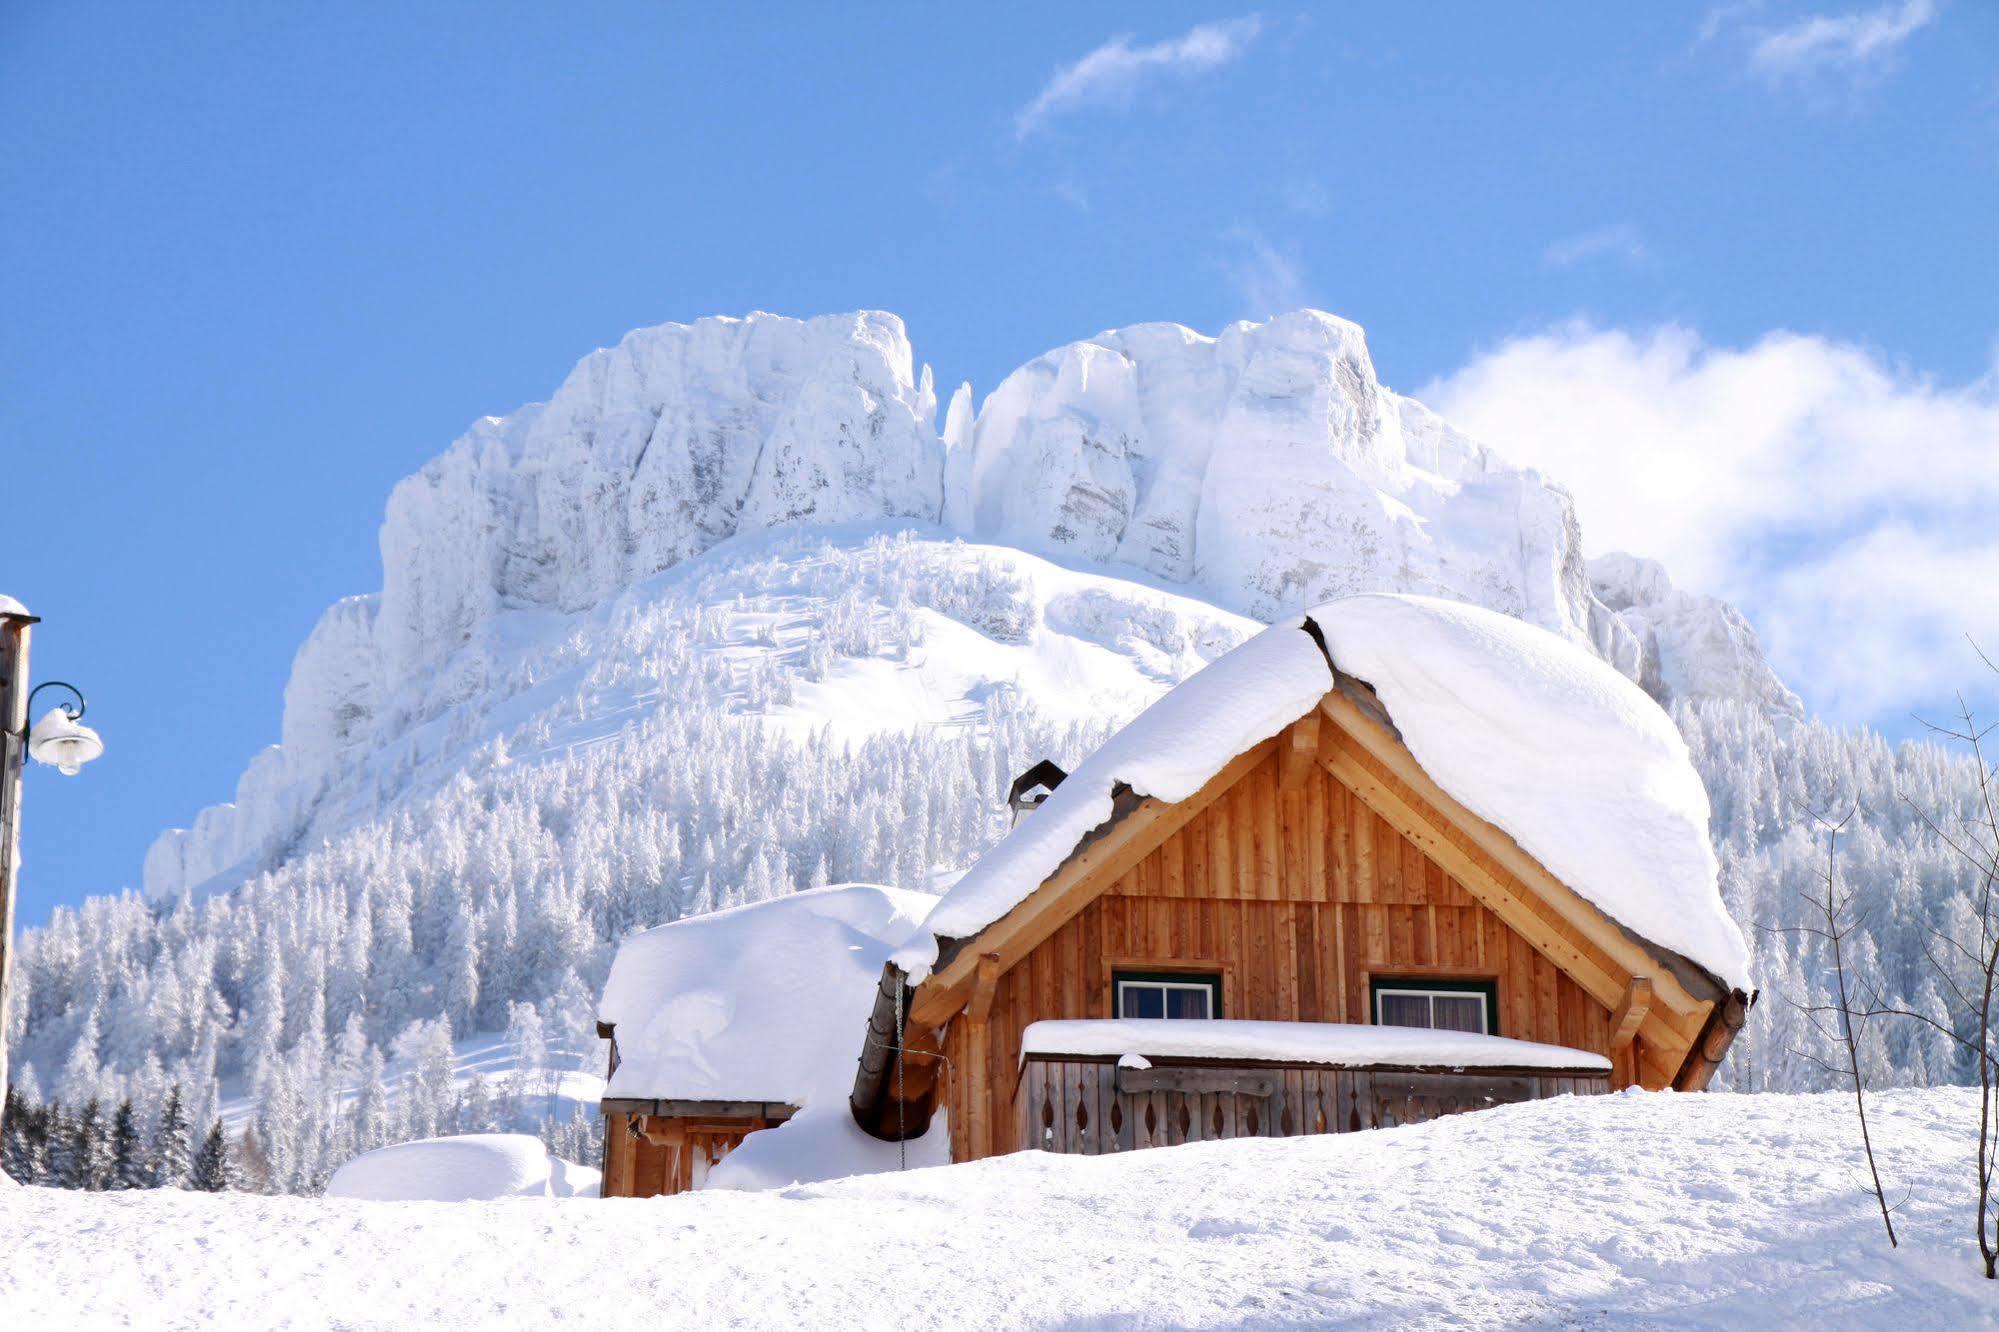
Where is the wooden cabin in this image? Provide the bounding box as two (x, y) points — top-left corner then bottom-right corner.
(851, 595), (1755, 1164)
(596, 884), (938, 1197)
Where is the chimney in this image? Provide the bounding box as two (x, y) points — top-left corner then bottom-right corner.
(1006, 759), (1068, 827)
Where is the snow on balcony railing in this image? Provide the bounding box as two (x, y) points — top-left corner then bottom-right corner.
(1020, 1018), (1611, 1072)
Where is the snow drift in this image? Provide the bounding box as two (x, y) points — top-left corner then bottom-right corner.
(324, 1134), (599, 1202)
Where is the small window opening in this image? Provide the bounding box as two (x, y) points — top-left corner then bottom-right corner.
(1113, 971), (1222, 1020)
(1369, 977), (1498, 1036)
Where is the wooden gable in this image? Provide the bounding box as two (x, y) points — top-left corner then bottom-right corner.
(904, 687), (1744, 1163)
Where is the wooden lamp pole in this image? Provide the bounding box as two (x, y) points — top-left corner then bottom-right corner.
(0, 598), (38, 1139)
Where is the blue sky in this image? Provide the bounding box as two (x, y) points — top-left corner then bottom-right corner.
(4, 2), (1995, 924)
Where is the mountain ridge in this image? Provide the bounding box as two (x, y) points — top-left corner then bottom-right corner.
(141, 307), (1797, 904)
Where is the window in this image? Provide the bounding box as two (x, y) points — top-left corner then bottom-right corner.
(1369, 978), (1498, 1036)
(1113, 971), (1222, 1020)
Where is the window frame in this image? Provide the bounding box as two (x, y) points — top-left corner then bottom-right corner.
(1368, 976), (1500, 1036)
(1112, 969), (1224, 1021)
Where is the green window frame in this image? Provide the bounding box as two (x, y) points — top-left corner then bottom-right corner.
(1113, 970), (1223, 1020)
(1369, 977), (1499, 1036)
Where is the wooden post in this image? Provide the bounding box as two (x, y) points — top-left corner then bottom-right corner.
(0, 604), (35, 1140)
(965, 954), (1001, 1159)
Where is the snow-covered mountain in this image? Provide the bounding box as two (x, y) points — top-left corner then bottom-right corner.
(142, 309), (1794, 904)
(39, 307), (1956, 1200)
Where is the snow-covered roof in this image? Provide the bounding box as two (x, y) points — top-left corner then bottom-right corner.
(599, 883), (937, 1106)
(1312, 594), (1752, 992)
(599, 883), (952, 1191)
(1021, 1019), (1612, 1072)
(897, 620), (1333, 974)
(900, 591), (1750, 994)
(325, 1134), (599, 1201)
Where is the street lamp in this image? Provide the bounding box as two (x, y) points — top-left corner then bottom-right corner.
(0, 597), (104, 1149)
(27, 683), (104, 776)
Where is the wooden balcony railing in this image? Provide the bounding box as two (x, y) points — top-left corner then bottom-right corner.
(1014, 1054), (1609, 1155)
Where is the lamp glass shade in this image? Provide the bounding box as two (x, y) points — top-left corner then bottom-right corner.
(28, 707), (104, 775)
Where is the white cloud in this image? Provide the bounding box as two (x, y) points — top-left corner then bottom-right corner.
(1051, 180), (1093, 213)
(1219, 226), (1309, 319)
(1283, 179), (1331, 217)
(1014, 17), (1262, 139)
(1542, 223), (1649, 269)
(1421, 322), (1999, 725)
(1742, 0), (1935, 86)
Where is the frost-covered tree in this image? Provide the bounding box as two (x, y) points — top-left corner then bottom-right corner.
(502, 1003), (549, 1125)
(109, 1099), (150, 1190)
(65, 1099), (111, 1190)
(152, 1084), (194, 1188)
(2, 1087), (40, 1183)
(189, 1121), (232, 1192)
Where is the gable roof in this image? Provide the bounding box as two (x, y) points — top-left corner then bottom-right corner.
(898, 593), (1752, 1003)
(599, 883), (935, 1106)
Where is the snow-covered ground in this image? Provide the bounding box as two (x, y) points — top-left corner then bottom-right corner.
(5, 1090), (1991, 1329)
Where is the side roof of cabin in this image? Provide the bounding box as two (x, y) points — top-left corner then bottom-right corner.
(598, 883), (935, 1111)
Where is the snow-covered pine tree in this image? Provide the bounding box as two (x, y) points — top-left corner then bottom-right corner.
(456, 1071), (493, 1134)
(18, 1100), (55, 1185)
(235, 1125), (273, 1193)
(1, 1087), (32, 1183)
(43, 1102), (77, 1188)
(109, 1099), (150, 1189)
(152, 1084), (194, 1188)
(352, 1044), (390, 1154)
(189, 1121), (232, 1192)
(502, 1003), (548, 1125)
(392, 1017), (456, 1141)
(67, 1098), (111, 1190)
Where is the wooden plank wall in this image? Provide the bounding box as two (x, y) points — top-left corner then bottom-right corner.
(944, 746), (1620, 1162)
(599, 1114), (761, 1198)
(1014, 1058), (1611, 1155)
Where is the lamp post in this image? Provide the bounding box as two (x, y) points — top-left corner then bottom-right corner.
(0, 595), (105, 1141)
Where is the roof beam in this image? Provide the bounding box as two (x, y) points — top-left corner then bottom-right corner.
(968, 953), (1002, 1024)
(1609, 977), (1654, 1051)
(1279, 710), (1322, 792)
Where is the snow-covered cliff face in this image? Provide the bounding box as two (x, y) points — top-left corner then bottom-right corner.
(1589, 552), (1803, 719)
(141, 308), (1796, 901)
(376, 312), (941, 681)
(947, 312), (1598, 640)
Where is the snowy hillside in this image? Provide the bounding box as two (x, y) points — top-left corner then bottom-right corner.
(5, 1090), (1992, 1328)
(144, 520), (1255, 902)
